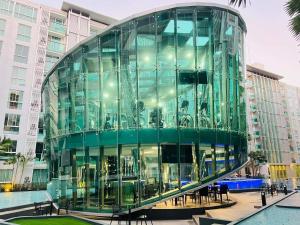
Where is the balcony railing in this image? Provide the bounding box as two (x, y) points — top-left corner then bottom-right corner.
(47, 41), (65, 53)
(48, 22), (66, 34)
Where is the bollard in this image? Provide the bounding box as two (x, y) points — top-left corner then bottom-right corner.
(261, 191), (266, 206)
(284, 185), (288, 195)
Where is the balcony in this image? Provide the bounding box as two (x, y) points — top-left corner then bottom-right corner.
(48, 22), (66, 35)
(47, 41), (65, 54)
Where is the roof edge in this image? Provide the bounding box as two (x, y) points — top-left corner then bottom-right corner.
(43, 2), (246, 90)
(61, 1), (117, 25)
(247, 65), (284, 80)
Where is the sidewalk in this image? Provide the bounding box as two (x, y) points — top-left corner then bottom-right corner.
(205, 191), (286, 221)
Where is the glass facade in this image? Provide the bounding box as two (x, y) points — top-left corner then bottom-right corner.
(43, 4), (247, 212)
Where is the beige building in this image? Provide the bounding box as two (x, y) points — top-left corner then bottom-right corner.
(246, 64), (300, 187)
(0, 0), (116, 187)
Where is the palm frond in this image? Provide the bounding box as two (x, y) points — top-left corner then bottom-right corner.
(289, 14), (300, 40)
(229, 0), (248, 7)
(285, 0), (300, 17)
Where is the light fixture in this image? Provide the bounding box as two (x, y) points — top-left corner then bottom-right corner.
(144, 55), (150, 62)
(103, 93), (109, 98)
(167, 53), (173, 60)
(4, 183), (12, 192)
(186, 51), (193, 58)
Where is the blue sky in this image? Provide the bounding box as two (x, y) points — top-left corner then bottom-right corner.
(35, 0), (300, 86)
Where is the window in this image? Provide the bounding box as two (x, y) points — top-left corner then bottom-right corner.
(11, 66), (26, 86)
(90, 28), (98, 36)
(38, 117), (43, 135)
(47, 35), (64, 53)
(35, 142), (43, 160)
(8, 89), (24, 109)
(49, 16), (65, 34)
(48, 35), (61, 42)
(0, 169), (13, 182)
(8, 140), (17, 153)
(14, 3), (37, 23)
(14, 44), (29, 63)
(0, 0), (14, 16)
(17, 24), (31, 42)
(0, 18), (5, 36)
(45, 55), (59, 73)
(50, 16), (64, 25)
(4, 113), (20, 133)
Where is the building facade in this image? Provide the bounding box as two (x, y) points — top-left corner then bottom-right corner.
(0, 0), (116, 188)
(43, 3), (247, 212)
(246, 65), (300, 186)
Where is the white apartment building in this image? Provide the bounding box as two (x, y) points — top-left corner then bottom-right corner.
(246, 64), (300, 186)
(0, 0), (116, 187)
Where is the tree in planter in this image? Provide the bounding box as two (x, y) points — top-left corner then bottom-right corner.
(4, 154), (19, 189)
(248, 151), (267, 177)
(18, 151), (34, 190)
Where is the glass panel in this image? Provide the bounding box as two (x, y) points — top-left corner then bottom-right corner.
(157, 10), (177, 128)
(177, 9), (195, 128)
(121, 145), (139, 205)
(200, 144), (214, 178)
(180, 144), (199, 187)
(83, 40), (100, 131)
(161, 144), (179, 194)
(196, 10), (213, 128)
(140, 145), (159, 201)
(136, 15), (157, 128)
(74, 148), (85, 209)
(57, 61), (70, 135)
(87, 148), (100, 208)
(102, 146), (119, 207)
(101, 32), (118, 130)
(229, 145), (235, 169)
(215, 145), (225, 173)
(120, 21), (138, 129)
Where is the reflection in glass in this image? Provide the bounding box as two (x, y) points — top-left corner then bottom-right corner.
(140, 145), (159, 201)
(121, 145), (139, 205)
(161, 144), (179, 194)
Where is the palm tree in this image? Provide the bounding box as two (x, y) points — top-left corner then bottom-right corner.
(285, 0), (300, 40)
(18, 152), (34, 190)
(229, 0), (247, 7)
(248, 151), (266, 177)
(229, 0), (300, 40)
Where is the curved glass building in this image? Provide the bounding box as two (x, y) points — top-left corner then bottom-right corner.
(43, 3), (247, 212)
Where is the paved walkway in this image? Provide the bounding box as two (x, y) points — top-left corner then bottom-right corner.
(91, 219), (195, 225)
(277, 191), (300, 207)
(204, 191), (286, 221)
